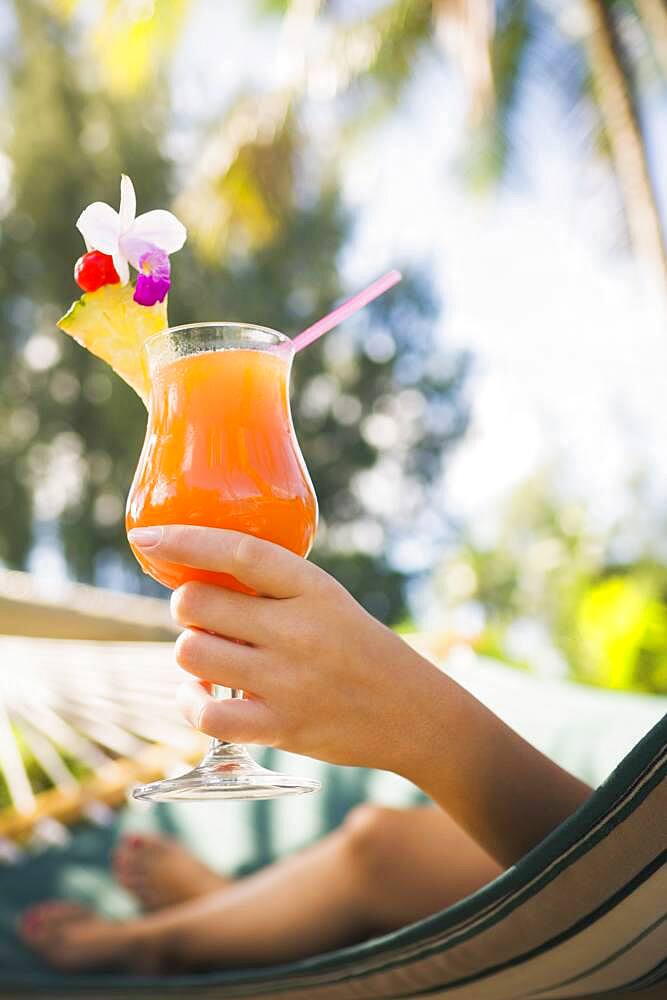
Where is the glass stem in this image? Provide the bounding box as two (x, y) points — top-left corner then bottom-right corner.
(209, 685), (241, 753)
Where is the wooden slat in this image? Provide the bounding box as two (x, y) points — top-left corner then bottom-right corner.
(0, 569), (176, 641)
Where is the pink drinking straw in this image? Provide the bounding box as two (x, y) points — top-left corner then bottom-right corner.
(291, 269), (402, 353)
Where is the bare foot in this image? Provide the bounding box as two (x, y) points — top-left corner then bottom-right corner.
(19, 901), (162, 973)
(113, 833), (230, 910)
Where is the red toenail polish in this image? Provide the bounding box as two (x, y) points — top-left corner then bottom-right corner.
(23, 913), (41, 931)
(128, 834), (143, 848)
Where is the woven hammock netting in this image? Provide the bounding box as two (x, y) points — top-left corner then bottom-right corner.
(0, 571), (208, 858)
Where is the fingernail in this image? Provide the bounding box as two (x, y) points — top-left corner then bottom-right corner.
(128, 527), (162, 548)
(128, 834), (144, 849)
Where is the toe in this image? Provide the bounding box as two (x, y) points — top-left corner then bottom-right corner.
(20, 901), (90, 944)
(114, 833), (172, 899)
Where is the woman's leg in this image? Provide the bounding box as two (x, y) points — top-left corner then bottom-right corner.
(21, 805), (503, 973)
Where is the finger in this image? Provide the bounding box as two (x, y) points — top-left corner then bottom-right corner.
(177, 679), (277, 745)
(170, 581), (274, 645)
(128, 525), (311, 598)
(175, 629), (265, 692)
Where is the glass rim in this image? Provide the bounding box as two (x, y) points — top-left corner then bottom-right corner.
(144, 321), (292, 355)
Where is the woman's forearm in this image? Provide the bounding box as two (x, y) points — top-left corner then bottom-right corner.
(397, 663), (593, 868)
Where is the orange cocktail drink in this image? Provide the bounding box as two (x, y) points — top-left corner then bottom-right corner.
(126, 323), (320, 802)
(127, 343), (317, 590)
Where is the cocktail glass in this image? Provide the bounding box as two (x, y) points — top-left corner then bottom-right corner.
(126, 323), (321, 801)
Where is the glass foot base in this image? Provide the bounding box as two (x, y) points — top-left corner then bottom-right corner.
(132, 742), (321, 802)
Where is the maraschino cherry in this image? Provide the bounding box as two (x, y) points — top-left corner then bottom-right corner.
(74, 251), (120, 292)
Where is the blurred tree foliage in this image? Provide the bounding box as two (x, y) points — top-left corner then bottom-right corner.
(0, 0), (469, 624)
(242, 0), (666, 289)
(437, 470), (667, 693)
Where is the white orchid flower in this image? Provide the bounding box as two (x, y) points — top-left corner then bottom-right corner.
(76, 175), (186, 286)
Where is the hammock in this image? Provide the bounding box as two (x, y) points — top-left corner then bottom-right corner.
(0, 573), (665, 997)
(0, 636), (210, 845)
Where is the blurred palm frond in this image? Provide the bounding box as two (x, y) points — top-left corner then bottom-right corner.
(176, 96), (298, 262)
(460, 0), (531, 191)
(434, 0), (495, 123)
(176, 0), (324, 259)
(634, 0), (667, 78)
(583, 0), (667, 290)
(44, 0), (190, 95)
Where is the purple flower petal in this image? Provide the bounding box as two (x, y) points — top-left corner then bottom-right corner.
(133, 246), (171, 306)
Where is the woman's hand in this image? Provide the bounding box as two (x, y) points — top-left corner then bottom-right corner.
(128, 524), (445, 776)
(130, 524), (592, 867)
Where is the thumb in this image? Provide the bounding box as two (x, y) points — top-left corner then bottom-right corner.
(177, 679), (277, 746)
